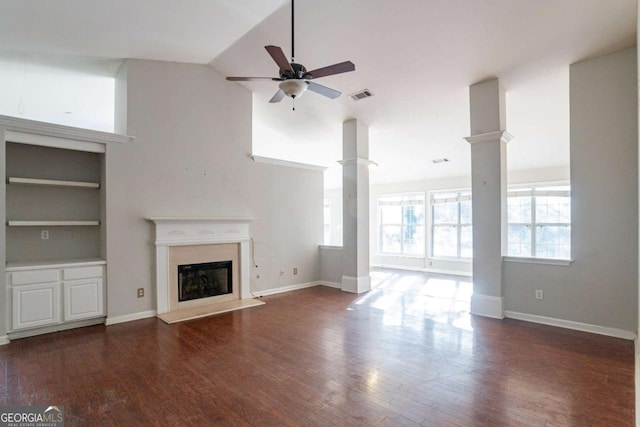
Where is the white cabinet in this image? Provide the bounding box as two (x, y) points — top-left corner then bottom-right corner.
(12, 282), (60, 330)
(63, 278), (103, 322)
(6, 261), (105, 333)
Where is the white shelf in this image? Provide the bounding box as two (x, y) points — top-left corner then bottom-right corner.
(6, 258), (106, 271)
(8, 177), (100, 189)
(7, 220), (100, 227)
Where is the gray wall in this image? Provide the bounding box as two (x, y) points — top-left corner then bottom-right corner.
(107, 59), (322, 319)
(319, 246), (343, 284)
(504, 48), (638, 332)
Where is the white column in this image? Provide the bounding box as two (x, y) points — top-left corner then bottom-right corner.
(341, 119), (371, 293)
(464, 78), (512, 319)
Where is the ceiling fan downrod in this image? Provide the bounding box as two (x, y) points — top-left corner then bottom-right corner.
(291, 0), (295, 62)
(290, 0), (295, 111)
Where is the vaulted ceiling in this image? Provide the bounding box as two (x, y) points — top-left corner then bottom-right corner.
(0, 0), (636, 188)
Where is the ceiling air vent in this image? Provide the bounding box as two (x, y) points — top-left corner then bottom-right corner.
(432, 158), (450, 164)
(349, 89), (373, 101)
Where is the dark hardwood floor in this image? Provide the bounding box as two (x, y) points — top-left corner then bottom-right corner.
(0, 269), (634, 426)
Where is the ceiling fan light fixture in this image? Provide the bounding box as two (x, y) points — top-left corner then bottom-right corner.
(279, 79), (307, 99)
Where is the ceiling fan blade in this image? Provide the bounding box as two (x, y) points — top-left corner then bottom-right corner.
(226, 77), (281, 81)
(306, 61), (355, 79)
(306, 81), (341, 99)
(265, 45), (294, 73)
(269, 89), (286, 103)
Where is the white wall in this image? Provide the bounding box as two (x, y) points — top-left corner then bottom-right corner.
(0, 53), (117, 132)
(504, 48), (638, 332)
(107, 59), (323, 319)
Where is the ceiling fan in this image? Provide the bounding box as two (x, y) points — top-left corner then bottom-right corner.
(226, 0), (355, 109)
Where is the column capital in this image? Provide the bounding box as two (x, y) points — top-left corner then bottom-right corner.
(338, 158), (378, 167)
(464, 130), (513, 145)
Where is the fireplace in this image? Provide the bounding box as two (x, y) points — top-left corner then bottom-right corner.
(148, 217), (263, 323)
(168, 243), (239, 311)
(178, 261), (232, 302)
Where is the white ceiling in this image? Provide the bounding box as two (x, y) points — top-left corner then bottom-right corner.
(0, 0), (636, 188)
(0, 0), (287, 63)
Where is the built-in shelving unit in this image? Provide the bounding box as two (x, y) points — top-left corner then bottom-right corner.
(0, 114), (134, 340)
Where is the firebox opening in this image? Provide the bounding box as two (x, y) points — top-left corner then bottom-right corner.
(177, 260), (232, 302)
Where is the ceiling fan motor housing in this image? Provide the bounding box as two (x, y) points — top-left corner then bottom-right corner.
(280, 63), (309, 80)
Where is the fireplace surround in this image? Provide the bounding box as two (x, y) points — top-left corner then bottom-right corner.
(147, 217), (259, 321)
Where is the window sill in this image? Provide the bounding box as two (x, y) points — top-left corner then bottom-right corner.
(319, 245), (343, 250)
(377, 254), (425, 259)
(429, 257), (472, 263)
(503, 256), (572, 266)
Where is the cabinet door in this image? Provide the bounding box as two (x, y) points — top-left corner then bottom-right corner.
(12, 283), (61, 330)
(63, 278), (104, 321)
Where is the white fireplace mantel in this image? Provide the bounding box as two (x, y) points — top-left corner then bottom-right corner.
(146, 217), (254, 315)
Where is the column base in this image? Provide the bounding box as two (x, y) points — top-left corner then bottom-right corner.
(470, 294), (504, 319)
(341, 275), (371, 294)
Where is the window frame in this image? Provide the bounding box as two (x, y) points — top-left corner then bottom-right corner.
(506, 182), (571, 260)
(377, 192), (426, 257)
(323, 199), (331, 245)
(429, 189), (472, 261)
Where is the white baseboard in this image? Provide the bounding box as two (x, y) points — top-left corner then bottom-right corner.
(505, 311), (637, 340)
(372, 263), (423, 272)
(108, 283), (330, 323)
(423, 267), (472, 277)
(252, 281), (319, 297)
(471, 294), (504, 319)
(0, 335), (9, 345)
(371, 263), (472, 277)
(318, 281), (341, 289)
(106, 310), (157, 326)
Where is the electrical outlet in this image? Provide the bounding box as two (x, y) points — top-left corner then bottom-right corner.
(293, 268), (298, 275)
(280, 270), (285, 276)
(41, 230), (49, 240)
(137, 288), (144, 298)
(535, 290), (543, 300)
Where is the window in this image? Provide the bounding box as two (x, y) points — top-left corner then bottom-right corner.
(323, 200), (331, 245)
(507, 185), (571, 259)
(378, 193), (425, 256)
(430, 191), (472, 259)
